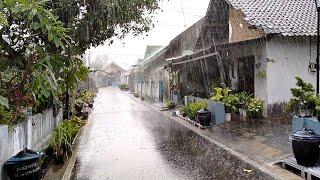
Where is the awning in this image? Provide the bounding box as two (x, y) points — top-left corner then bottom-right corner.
(166, 38), (263, 66)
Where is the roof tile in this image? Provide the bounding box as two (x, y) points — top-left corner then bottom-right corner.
(228, 0), (317, 36)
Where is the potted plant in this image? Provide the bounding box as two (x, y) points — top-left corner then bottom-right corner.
(236, 92), (253, 119)
(179, 106), (187, 117)
(222, 94), (239, 121)
(186, 102), (207, 121)
(166, 100), (175, 109)
(75, 98), (84, 114)
(247, 98), (263, 119)
(285, 77), (316, 117)
(49, 116), (84, 164)
(210, 87), (231, 102)
(119, 84), (129, 91)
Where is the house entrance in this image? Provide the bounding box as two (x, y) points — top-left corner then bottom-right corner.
(238, 56), (255, 94)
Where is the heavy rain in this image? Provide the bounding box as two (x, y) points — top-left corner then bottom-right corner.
(0, 0), (320, 180)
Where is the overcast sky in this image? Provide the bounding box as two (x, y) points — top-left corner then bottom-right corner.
(85, 0), (210, 70)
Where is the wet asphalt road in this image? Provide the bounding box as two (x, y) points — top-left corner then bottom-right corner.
(73, 87), (273, 180)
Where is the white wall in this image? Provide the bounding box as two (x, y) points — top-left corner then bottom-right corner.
(254, 43), (268, 103)
(266, 36), (316, 104)
(0, 109), (63, 179)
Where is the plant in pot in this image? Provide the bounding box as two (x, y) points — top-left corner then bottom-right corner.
(119, 84), (129, 91)
(81, 90), (95, 108)
(247, 98), (263, 119)
(222, 94), (239, 121)
(285, 77), (316, 117)
(75, 98), (84, 115)
(49, 116), (84, 164)
(179, 106), (188, 117)
(236, 92), (252, 119)
(186, 102), (207, 121)
(166, 100), (175, 110)
(210, 87), (231, 102)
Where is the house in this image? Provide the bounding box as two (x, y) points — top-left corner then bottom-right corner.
(165, 0), (318, 115)
(102, 62), (125, 87)
(134, 20), (206, 102)
(120, 65), (139, 91)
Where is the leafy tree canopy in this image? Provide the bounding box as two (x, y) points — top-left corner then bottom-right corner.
(49, 0), (159, 55)
(0, 0), (159, 123)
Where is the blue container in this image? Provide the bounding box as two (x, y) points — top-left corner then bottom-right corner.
(292, 117), (320, 135)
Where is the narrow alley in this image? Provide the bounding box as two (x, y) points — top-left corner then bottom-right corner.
(73, 87), (272, 180)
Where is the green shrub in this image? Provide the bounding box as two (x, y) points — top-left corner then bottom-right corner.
(134, 93), (139, 98)
(166, 100), (175, 109)
(285, 77), (316, 115)
(247, 98), (263, 119)
(236, 92), (253, 109)
(222, 94), (239, 113)
(49, 116), (85, 159)
(210, 87), (231, 102)
(0, 106), (12, 125)
(119, 84), (129, 91)
(186, 102), (207, 120)
(179, 106), (188, 117)
(78, 90), (96, 105)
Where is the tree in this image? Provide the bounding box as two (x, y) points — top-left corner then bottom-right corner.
(0, 0), (159, 123)
(49, 0), (159, 55)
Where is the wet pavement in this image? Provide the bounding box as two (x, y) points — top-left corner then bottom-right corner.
(73, 87), (273, 180)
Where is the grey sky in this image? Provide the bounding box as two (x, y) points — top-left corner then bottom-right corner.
(86, 0), (210, 70)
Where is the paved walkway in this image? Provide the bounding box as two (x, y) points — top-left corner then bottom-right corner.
(73, 87), (276, 180)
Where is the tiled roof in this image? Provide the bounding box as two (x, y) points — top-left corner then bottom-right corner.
(228, 0), (317, 36)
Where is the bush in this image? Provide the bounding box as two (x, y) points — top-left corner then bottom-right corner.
(179, 106), (188, 117)
(285, 77), (316, 115)
(186, 102), (207, 120)
(119, 84), (129, 91)
(49, 116), (85, 162)
(78, 90), (95, 105)
(223, 94), (239, 113)
(236, 92), (253, 109)
(166, 100), (175, 109)
(210, 87), (231, 102)
(247, 98), (263, 119)
(134, 93), (139, 98)
(140, 96), (145, 101)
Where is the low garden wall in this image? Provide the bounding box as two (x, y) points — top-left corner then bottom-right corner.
(0, 109), (63, 180)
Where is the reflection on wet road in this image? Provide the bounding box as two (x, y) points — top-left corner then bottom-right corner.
(73, 87), (273, 180)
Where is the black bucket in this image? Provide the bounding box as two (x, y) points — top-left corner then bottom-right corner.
(4, 149), (43, 180)
(290, 129), (320, 167)
(197, 108), (212, 126)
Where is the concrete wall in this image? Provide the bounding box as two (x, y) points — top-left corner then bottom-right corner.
(0, 109), (63, 179)
(254, 43), (268, 104)
(266, 36), (316, 104)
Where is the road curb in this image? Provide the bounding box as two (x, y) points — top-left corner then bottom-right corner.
(122, 91), (301, 180)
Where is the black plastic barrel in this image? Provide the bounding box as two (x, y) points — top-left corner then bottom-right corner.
(4, 149), (42, 180)
(290, 129), (320, 167)
(197, 108), (212, 126)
